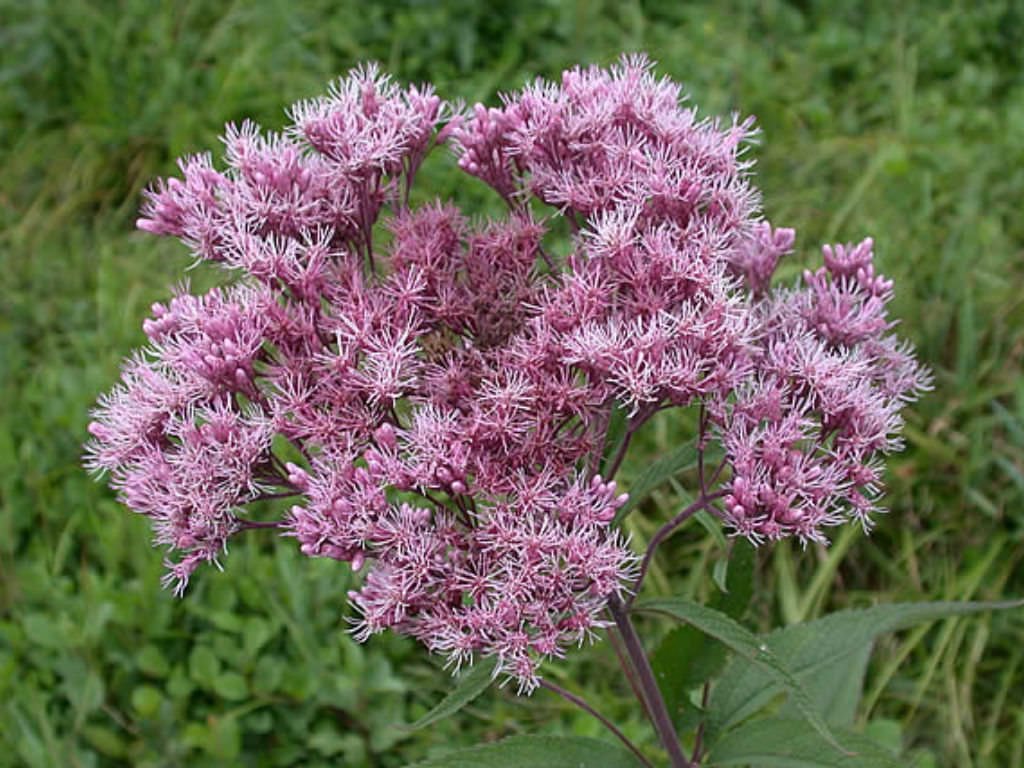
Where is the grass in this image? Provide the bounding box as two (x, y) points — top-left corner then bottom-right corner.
(1, 0), (1023, 765)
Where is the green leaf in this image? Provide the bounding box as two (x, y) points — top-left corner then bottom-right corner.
(707, 599), (1024, 740)
(694, 509), (729, 549)
(182, 722), (209, 750)
(59, 658), (104, 721)
(792, 643), (873, 727)
(22, 613), (66, 650)
(407, 735), (643, 767)
(707, 717), (903, 767)
(408, 658), (498, 731)
(166, 666), (194, 699)
(207, 716), (242, 761)
(599, 402), (630, 475)
(652, 624), (718, 724)
(74, 670), (105, 718)
(715, 540), (756, 620)
(251, 655), (284, 695)
(207, 609), (244, 633)
(309, 723), (350, 756)
(213, 671), (249, 700)
(242, 617), (276, 658)
(864, 719), (904, 755)
(712, 558), (729, 593)
(188, 645), (220, 684)
(136, 645), (170, 678)
(651, 541), (755, 725)
(614, 439), (698, 524)
(81, 724), (129, 759)
(131, 685), (164, 718)
(635, 597), (842, 754)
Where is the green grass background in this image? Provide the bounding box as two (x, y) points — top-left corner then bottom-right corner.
(2, 1), (1023, 766)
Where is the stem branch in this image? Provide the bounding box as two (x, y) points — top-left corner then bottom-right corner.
(627, 491), (726, 607)
(539, 679), (653, 768)
(690, 681), (712, 765)
(233, 517), (283, 531)
(604, 402), (659, 480)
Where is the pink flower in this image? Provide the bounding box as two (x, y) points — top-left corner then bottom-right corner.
(88, 55), (927, 690)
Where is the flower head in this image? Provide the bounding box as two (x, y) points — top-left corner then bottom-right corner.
(88, 55), (927, 690)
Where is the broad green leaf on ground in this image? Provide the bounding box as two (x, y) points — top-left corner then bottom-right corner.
(406, 735), (644, 767)
(614, 439), (698, 524)
(634, 598), (843, 754)
(651, 541), (755, 725)
(408, 658), (498, 731)
(707, 600), (1024, 741)
(707, 717), (905, 768)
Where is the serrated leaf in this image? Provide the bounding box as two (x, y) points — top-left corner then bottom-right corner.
(793, 643), (873, 726)
(635, 597), (843, 754)
(408, 658), (498, 731)
(707, 599), (1024, 740)
(406, 735), (643, 767)
(707, 717), (903, 767)
(614, 439), (698, 524)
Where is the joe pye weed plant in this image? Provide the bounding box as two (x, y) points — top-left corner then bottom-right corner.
(85, 55), (1018, 766)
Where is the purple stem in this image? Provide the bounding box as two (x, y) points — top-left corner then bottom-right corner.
(539, 679), (653, 768)
(252, 490), (301, 502)
(690, 681), (712, 765)
(626, 491), (726, 609)
(538, 244), (556, 272)
(604, 403), (658, 480)
(697, 405), (708, 493)
(608, 594), (689, 768)
(603, 427), (635, 481)
(607, 627), (651, 721)
(233, 517), (283, 531)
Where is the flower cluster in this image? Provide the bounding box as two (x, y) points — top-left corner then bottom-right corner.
(87, 56), (927, 690)
(714, 236), (930, 542)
